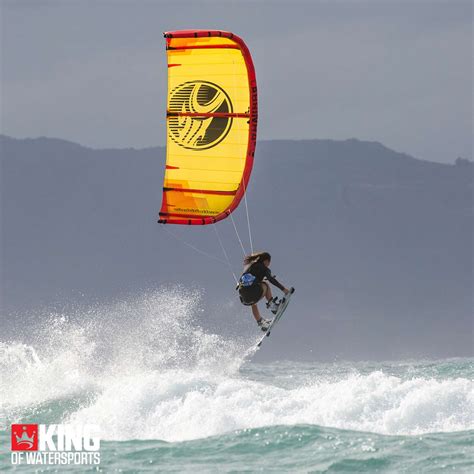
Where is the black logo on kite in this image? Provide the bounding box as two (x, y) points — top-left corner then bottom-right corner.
(168, 81), (233, 150)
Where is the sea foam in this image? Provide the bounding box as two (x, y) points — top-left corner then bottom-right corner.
(1, 287), (472, 441)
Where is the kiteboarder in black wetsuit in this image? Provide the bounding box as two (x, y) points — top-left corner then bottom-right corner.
(237, 252), (290, 331)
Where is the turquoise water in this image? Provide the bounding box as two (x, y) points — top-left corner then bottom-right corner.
(1, 289), (473, 472)
(2, 423), (472, 472)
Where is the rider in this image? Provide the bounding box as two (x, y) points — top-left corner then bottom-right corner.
(237, 252), (290, 331)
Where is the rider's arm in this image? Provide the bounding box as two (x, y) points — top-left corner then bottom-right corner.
(265, 268), (286, 292)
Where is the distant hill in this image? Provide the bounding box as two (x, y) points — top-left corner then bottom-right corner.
(1, 135), (472, 360)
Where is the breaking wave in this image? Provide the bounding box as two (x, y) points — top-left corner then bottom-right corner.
(1, 287), (472, 441)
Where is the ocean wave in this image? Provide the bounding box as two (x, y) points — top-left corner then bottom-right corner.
(1, 287), (472, 441)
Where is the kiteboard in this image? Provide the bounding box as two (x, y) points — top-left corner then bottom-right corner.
(257, 287), (295, 348)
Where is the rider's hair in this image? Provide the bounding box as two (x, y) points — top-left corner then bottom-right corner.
(243, 251), (271, 265)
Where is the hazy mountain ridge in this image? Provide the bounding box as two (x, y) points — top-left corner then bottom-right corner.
(1, 135), (472, 360)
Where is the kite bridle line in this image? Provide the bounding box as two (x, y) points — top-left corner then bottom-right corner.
(242, 177), (254, 254)
(160, 199), (255, 287)
(213, 224), (238, 284)
(161, 225), (229, 267)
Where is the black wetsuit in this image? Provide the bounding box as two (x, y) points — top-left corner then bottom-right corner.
(238, 261), (285, 306)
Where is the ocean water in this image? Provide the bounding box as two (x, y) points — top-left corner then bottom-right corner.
(0, 288), (472, 472)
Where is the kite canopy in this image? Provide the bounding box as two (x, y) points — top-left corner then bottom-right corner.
(158, 30), (257, 225)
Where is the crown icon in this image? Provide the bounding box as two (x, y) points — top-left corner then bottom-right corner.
(15, 426), (35, 448)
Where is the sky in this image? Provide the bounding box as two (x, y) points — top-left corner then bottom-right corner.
(1, 0), (472, 163)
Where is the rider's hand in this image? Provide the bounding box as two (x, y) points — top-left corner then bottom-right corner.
(283, 288), (289, 295)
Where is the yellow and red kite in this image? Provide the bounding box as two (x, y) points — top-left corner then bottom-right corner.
(158, 30), (257, 225)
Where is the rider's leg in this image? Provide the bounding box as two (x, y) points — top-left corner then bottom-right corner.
(251, 304), (261, 322)
(261, 282), (272, 302)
